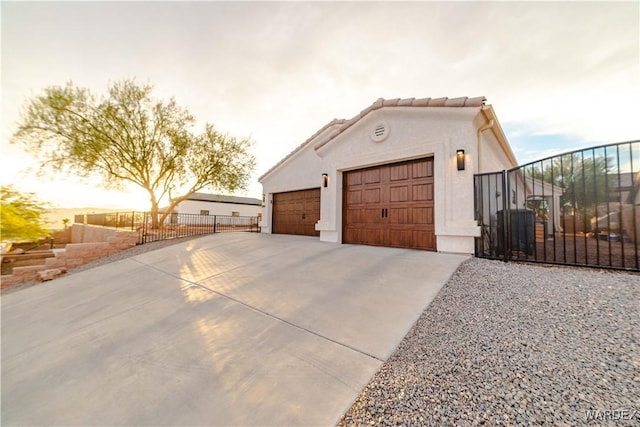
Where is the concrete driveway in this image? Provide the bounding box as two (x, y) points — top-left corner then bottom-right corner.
(1, 233), (467, 426)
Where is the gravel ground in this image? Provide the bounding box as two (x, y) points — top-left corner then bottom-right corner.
(339, 258), (640, 426)
(1, 235), (204, 295)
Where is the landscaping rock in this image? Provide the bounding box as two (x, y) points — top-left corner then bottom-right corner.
(37, 267), (68, 282)
(339, 258), (640, 426)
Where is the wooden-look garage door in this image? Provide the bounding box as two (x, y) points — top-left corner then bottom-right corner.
(273, 188), (321, 237)
(343, 157), (435, 251)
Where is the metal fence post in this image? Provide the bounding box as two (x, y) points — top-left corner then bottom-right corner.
(142, 213), (147, 244)
(213, 216), (217, 233)
(501, 169), (509, 263)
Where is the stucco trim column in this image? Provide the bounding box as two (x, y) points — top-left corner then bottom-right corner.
(316, 171), (340, 243)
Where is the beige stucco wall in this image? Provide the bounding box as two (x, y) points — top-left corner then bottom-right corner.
(477, 127), (514, 174)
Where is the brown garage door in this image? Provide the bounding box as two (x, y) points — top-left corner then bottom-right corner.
(343, 157), (435, 251)
(273, 188), (321, 237)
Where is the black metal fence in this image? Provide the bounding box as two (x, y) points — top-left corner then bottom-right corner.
(74, 212), (260, 244)
(475, 140), (640, 271)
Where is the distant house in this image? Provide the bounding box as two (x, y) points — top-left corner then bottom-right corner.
(175, 193), (262, 219)
(608, 172), (637, 204)
(522, 176), (565, 235)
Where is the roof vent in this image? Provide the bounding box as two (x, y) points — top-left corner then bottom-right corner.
(370, 121), (389, 142)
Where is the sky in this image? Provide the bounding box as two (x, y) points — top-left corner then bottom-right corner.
(1, 1), (639, 210)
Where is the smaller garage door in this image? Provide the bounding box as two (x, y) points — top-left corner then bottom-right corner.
(273, 188), (321, 237)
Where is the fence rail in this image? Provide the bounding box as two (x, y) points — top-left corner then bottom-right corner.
(475, 140), (640, 271)
(74, 212), (260, 244)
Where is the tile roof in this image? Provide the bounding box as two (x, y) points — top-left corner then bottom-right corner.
(259, 96), (486, 181)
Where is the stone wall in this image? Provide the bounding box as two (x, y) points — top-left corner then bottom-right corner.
(52, 228), (72, 244)
(1, 225), (138, 289)
(70, 224), (138, 245)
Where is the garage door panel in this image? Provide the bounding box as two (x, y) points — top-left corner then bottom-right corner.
(411, 207), (434, 225)
(412, 160), (433, 178)
(415, 230), (435, 250)
(388, 229), (412, 248)
(390, 185), (409, 202)
(388, 228), (435, 250)
(412, 183), (433, 201)
(347, 172), (362, 186)
(343, 157), (435, 251)
(364, 188), (381, 203)
(390, 164), (409, 181)
(308, 199), (320, 211)
(426, 207), (434, 225)
(389, 208), (408, 224)
(353, 228), (383, 246)
(345, 209), (362, 225)
(364, 208), (382, 224)
(370, 229), (384, 246)
(346, 190), (361, 205)
(364, 169), (381, 184)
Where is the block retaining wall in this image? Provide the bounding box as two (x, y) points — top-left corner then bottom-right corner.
(1, 225), (138, 288)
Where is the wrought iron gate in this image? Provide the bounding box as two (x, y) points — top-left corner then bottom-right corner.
(475, 140), (640, 271)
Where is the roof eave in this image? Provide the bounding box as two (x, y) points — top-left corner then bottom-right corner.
(481, 105), (519, 168)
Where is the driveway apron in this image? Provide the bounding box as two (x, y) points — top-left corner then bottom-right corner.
(2, 233), (467, 426)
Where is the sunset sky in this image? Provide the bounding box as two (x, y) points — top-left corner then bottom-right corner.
(1, 1), (639, 210)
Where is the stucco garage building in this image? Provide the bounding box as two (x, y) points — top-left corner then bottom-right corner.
(259, 96), (518, 254)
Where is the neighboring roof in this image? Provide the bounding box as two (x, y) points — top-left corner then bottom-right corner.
(182, 193), (262, 206)
(259, 96), (487, 181)
(608, 171), (635, 189)
(524, 175), (566, 195)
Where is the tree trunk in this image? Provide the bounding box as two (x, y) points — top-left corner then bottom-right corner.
(158, 197), (186, 228)
(149, 194), (161, 230)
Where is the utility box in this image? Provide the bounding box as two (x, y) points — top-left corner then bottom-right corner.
(497, 209), (535, 256)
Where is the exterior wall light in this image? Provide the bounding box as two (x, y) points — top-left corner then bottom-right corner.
(322, 173), (329, 188)
(456, 149), (465, 171)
